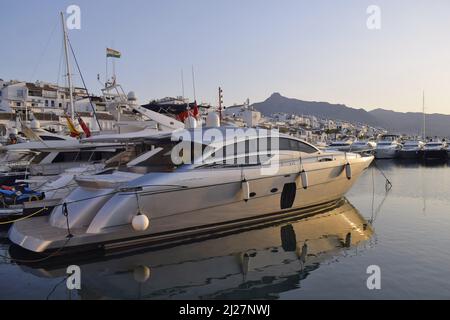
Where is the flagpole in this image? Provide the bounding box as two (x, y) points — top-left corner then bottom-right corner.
(105, 48), (108, 86)
(181, 69), (185, 100)
(423, 90), (426, 140)
(111, 41), (116, 84)
(191, 65), (196, 102)
(113, 57), (116, 83)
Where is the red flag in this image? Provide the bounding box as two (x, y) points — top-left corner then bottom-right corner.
(192, 101), (199, 118)
(176, 110), (190, 122)
(78, 116), (91, 138)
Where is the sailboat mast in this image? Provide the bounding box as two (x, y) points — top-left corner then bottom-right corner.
(61, 12), (75, 122)
(191, 65), (196, 102)
(423, 91), (426, 140)
(181, 69), (185, 99)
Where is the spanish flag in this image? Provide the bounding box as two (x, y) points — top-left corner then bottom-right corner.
(106, 48), (121, 58)
(64, 116), (81, 138)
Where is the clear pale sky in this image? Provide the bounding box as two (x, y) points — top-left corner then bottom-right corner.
(1, 0), (450, 114)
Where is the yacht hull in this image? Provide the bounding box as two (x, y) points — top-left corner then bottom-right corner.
(9, 156), (373, 254)
(398, 149), (421, 159)
(421, 149), (448, 160)
(375, 148), (398, 159)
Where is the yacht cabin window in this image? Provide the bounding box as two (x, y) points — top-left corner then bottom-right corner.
(50, 150), (120, 163)
(279, 138), (318, 153)
(118, 139), (205, 173)
(40, 135), (67, 141)
(202, 137), (318, 168)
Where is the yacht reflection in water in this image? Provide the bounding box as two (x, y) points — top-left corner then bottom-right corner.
(17, 199), (373, 300)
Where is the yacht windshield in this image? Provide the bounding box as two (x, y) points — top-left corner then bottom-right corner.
(119, 138), (208, 173)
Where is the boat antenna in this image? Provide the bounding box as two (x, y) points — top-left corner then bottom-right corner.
(422, 90), (426, 140)
(60, 12), (75, 122)
(191, 65), (197, 102)
(218, 86), (223, 121)
(105, 46), (109, 86)
(181, 69), (185, 100)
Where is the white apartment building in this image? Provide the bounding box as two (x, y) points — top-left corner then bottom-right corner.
(0, 79), (88, 114)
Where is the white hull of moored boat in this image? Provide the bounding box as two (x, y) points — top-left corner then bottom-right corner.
(375, 147), (398, 159)
(9, 154), (373, 253)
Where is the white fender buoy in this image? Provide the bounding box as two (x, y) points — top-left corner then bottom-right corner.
(345, 162), (352, 180)
(242, 180), (250, 201)
(300, 170), (308, 189)
(132, 214), (150, 231)
(240, 252), (250, 276)
(296, 242), (308, 263)
(133, 265), (151, 283)
(240, 249), (256, 276)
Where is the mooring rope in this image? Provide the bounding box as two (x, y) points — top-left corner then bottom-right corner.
(373, 160), (393, 191)
(62, 202), (73, 238)
(0, 207), (47, 225)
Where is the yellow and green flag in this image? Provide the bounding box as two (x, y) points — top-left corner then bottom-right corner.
(106, 48), (121, 58)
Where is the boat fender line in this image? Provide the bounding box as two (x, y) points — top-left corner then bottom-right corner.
(299, 170), (308, 189)
(345, 162), (352, 180)
(62, 202), (73, 238)
(132, 192), (150, 231)
(242, 179), (250, 202)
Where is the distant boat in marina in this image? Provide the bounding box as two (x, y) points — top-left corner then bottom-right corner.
(422, 139), (448, 160)
(326, 139), (354, 152)
(350, 140), (377, 152)
(375, 134), (402, 159)
(398, 140), (425, 159)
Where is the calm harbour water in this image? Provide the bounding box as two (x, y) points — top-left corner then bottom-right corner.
(1, 160), (450, 300)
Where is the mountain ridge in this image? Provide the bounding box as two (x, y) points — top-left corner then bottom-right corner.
(252, 93), (450, 137)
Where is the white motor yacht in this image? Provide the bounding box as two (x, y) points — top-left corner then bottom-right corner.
(375, 134), (402, 159)
(326, 140), (353, 152)
(422, 140), (448, 160)
(0, 138), (126, 185)
(9, 127), (374, 254)
(350, 140), (377, 152)
(398, 140), (424, 159)
(0, 142), (155, 223)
